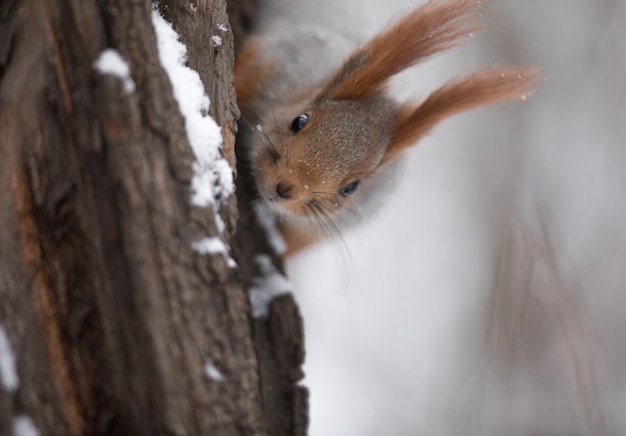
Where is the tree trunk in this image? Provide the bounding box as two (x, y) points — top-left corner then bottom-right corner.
(0, 0), (307, 435)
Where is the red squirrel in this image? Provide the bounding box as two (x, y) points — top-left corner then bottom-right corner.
(235, 0), (540, 255)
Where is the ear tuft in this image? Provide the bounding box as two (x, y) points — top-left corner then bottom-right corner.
(320, 0), (485, 101)
(383, 66), (542, 162)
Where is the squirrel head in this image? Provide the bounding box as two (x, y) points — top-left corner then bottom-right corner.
(249, 89), (396, 221)
(237, 0), (540, 223)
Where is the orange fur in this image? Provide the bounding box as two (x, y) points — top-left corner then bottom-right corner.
(234, 40), (274, 113)
(386, 66), (542, 160)
(328, 0), (484, 100)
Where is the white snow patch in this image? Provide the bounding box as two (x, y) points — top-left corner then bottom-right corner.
(211, 35), (223, 47)
(93, 49), (136, 94)
(192, 237), (237, 268)
(253, 203), (287, 255)
(217, 24), (229, 32)
(12, 416), (39, 436)
(0, 326), (18, 392)
(248, 255), (292, 318)
(204, 361), (225, 382)
(215, 214), (226, 234)
(151, 9), (234, 210)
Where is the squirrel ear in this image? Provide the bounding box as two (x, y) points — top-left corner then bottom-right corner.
(316, 0), (484, 102)
(382, 66), (542, 163)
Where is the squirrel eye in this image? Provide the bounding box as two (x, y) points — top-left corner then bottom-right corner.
(290, 114), (309, 133)
(339, 180), (360, 197)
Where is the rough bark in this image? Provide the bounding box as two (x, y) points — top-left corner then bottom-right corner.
(0, 0), (306, 435)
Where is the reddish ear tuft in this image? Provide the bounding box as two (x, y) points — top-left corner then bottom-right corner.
(384, 66), (542, 162)
(321, 0), (485, 101)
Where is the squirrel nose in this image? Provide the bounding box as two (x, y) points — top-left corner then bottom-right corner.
(276, 182), (293, 199)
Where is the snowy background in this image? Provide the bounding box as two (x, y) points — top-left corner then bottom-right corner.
(267, 0), (626, 435)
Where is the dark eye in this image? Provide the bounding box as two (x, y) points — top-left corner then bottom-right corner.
(290, 114), (309, 133)
(339, 180), (360, 197)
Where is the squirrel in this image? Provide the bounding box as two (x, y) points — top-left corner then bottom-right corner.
(234, 0), (540, 256)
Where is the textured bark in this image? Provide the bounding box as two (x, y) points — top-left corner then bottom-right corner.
(0, 0), (306, 435)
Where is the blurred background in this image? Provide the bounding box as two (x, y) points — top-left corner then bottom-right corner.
(271, 0), (626, 434)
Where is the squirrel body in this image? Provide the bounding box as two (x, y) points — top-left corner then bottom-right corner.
(235, 0), (540, 255)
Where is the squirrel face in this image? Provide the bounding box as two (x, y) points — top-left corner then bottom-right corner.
(250, 95), (396, 220)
